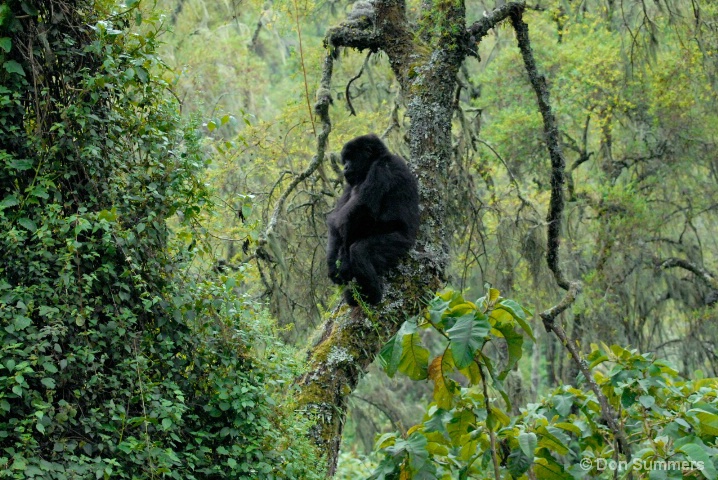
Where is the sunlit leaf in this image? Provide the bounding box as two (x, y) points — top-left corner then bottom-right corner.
(497, 299), (535, 341)
(446, 409), (475, 446)
(428, 354), (455, 409)
(398, 331), (429, 380)
(536, 426), (570, 455)
(687, 409), (718, 436)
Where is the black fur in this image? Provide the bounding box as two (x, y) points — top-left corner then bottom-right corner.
(327, 134), (420, 305)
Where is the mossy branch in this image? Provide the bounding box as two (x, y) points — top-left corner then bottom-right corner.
(508, 8), (630, 457)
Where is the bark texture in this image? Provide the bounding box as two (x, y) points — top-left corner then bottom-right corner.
(296, 2), (532, 475)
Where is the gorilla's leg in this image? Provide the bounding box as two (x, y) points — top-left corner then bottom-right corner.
(346, 232), (413, 305)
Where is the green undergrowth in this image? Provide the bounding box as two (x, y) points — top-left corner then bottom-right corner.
(0, 1), (322, 478)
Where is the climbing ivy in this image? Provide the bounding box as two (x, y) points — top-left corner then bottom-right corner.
(0, 1), (322, 478)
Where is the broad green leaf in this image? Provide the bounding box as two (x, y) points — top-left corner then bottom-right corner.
(428, 297), (450, 326)
(242, 204), (252, 220)
(98, 208), (117, 222)
(554, 422), (581, 435)
(552, 394), (574, 417)
(497, 299), (535, 341)
(41, 377), (56, 389)
(14, 316), (32, 331)
(494, 323), (523, 380)
(489, 406), (511, 428)
(588, 354), (609, 369)
(398, 331), (429, 380)
(3, 60), (25, 76)
(0, 37), (10, 52)
(447, 313), (490, 368)
(9, 159), (33, 170)
(518, 432), (537, 457)
(385, 432), (430, 474)
(374, 432), (398, 450)
(30, 185), (48, 199)
(507, 448), (532, 478)
(17, 218), (37, 232)
(458, 435), (479, 462)
(638, 395), (655, 408)
(426, 441), (449, 457)
(459, 359), (482, 386)
(447, 301), (476, 317)
(0, 195), (18, 209)
(134, 66), (148, 83)
(380, 321), (419, 378)
(677, 443), (717, 480)
(488, 287), (500, 304)
(446, 409), (475, 446)
(536, 425), (569, 455)
(534, 456), (571, 480)
(687, 409), (718, 437)
(423, 408), (451, 440)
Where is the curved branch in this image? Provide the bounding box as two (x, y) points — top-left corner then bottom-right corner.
(345, 52), (372, 116)
(658, 257), (718, 288)
(539, 282), (630, 455)
(467, 2), (525, 43)
(510, 9), (569, 291)
(325, 23), (382, 53)
(260, 54), (334, 245)
(511, 8), (629, 457)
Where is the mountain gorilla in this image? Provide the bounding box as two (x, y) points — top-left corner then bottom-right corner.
(326, 134), (420, 305)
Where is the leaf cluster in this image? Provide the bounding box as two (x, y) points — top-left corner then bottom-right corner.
(371, 294), (718, 479)
(373, 287), (532, 478)
(0, 1), (322, 478)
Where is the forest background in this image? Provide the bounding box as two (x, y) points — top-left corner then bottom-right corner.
(1, 0), (718, 478)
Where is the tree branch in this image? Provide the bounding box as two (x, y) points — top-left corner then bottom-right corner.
(467, 2), (525, 44)
(510, 10), (570, 291)
(658, 257), (718, 288)
(538, 283), (629, 456)
(509, 9), (629, 456)
(260, 53), (334, 248)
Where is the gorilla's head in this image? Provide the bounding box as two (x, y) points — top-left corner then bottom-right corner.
(340, 133), (388, 185)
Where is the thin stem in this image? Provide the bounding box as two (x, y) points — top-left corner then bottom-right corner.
(292, 0), (316, 136)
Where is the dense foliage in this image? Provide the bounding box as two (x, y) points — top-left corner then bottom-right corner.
(370, 290), (718, 479)
(3, 0), (718, 478)
(155, 0), (718, 477)
(0, 1), (321, 478)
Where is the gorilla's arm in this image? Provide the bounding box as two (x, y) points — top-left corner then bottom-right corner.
(327, 189), (352, 284)
(356, 160), (392, 218)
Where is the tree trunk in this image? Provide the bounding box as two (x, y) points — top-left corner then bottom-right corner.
(295, 2), (531, 474)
